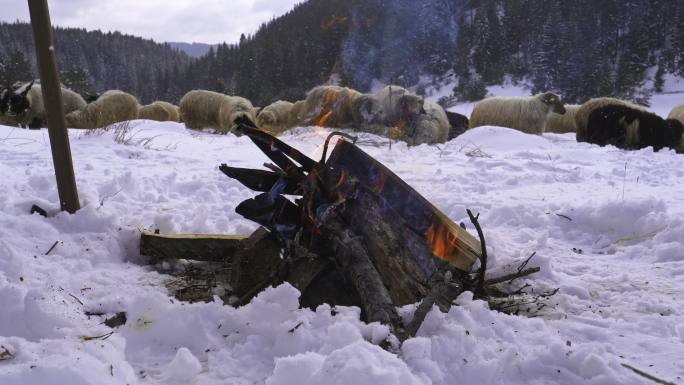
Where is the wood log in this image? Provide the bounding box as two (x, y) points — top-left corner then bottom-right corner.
(324, 217), (408, 341)
(229, 227), (283, 300)
(140, 231), (244, 263)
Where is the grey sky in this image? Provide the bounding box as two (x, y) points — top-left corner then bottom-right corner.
(0, 0), (302, 44)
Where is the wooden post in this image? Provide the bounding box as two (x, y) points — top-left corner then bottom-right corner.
(27, 0), (80, 213)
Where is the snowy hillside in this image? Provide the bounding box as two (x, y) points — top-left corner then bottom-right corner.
(1, 96), (683, 384)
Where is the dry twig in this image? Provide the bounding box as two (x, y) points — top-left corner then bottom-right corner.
(621, 363), (676, 385)
(467, 209), (487, 296)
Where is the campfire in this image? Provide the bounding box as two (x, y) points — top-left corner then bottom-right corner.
(141, 119), (545, 343)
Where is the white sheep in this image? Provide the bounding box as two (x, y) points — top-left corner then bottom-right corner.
(8, 80), (87, 128)
(179, 90), (257, 134)
(544, 104), (580, 133)
(668, 103), (684, 126)
(138, 101), (180, 122)
(574, 97), (646, 142)
(374, 85), (425, 128)
(65, 90), (139, 129)
(469, 92), (566, 135)
(256, 100), (299, 135)
(296, 85), (362, 128)
(406, 101), (450, 145)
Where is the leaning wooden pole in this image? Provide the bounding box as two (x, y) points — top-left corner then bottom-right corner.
(28, 0), (80, 213)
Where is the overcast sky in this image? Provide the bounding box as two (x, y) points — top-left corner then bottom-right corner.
(0, 0), (302, 44)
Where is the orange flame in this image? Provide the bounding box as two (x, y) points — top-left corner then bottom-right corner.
(317, 110), (333, 127)
(426, 222), (459, 259)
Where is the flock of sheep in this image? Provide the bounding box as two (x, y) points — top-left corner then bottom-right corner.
(1, 79), (683, 153)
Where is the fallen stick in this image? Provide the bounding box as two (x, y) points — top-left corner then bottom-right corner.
(45, 240), (59, 255)
(405, 271), (464, 337)
(621, 363), (677, 385)
(484, 267), (541, 286)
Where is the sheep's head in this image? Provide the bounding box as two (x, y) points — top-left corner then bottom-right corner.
(351, 94), (380, 126)
(398, 94), (424, 117)
(256, 109), (277, 128)
(540, 92), (565, 114)
(65, 110), (82, 128)
(84, 92), (100, 103)
(8, 80), (34, 116)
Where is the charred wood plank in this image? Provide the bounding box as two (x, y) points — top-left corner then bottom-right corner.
(140, 231), (244, 263)
(235, 192), (301, 239)
(234, 120), (317, 175)
(219, 164), (301, 195)
(229, 227), (283, 302)
(326, 139), (481, 273)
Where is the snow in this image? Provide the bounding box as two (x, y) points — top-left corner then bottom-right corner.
(1, 87), (684, 385)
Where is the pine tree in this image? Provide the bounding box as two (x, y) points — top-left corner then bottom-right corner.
(3, 49), (34, 85)
(470, 0), (504, 84)
(61, 65), (93, 95)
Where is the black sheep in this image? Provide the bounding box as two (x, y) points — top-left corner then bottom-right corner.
(0, 87), (10, 115)
(586, 104), (684, 152)
(445, 110), (469, 140)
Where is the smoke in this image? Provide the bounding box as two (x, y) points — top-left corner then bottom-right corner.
(341, 0), (463, 91)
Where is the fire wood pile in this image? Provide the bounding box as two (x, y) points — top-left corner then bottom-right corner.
(141, 119), (545, 342)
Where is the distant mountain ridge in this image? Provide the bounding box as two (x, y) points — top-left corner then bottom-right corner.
(168, 42), (218, 58)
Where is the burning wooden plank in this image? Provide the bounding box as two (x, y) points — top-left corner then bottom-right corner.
(326, 139), (481, 273)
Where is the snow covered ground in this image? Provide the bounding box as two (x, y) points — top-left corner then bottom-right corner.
(1, 93), (683, 384)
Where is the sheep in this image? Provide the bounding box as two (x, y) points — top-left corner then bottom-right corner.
(469, 92), (566, 135)
(445, 110), (469, 140)
(256, 100), (297, 135)
(138, 101), (180, 122)
(8, 80), (87, 129)
(0, 87), (16, 126)
(668, 103), (684, 126)
(575, 97), (646, 142)
(65, 90), (139, 129)
(296, 85), (362, 128)
(586, 104), (684, 152)
(0, 87), (10, 115)
(179, 90), (257, 134)
(407, 101), (450, 145)
(544, 104), (580, 134)
(350, 93), (382, 129)
(374, 85), (425, 129)
(83, 92), (101, 103)
(1, 88), (16, 127)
